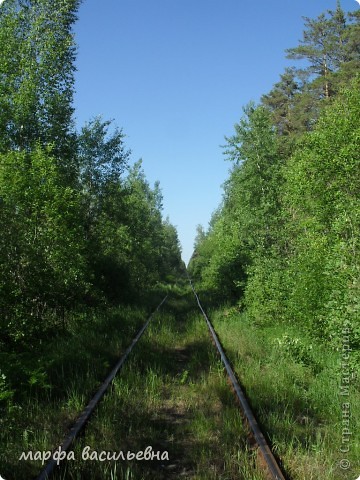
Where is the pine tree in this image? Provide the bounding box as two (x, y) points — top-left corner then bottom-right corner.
(285, 1), (354, 99)
(261, 68), (300, 136)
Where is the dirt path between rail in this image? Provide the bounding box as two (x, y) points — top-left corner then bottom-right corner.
(146, 345), (226, 479)
(149, 346), (197, 479)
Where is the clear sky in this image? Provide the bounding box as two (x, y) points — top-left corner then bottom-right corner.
(73, 0), (357, 265)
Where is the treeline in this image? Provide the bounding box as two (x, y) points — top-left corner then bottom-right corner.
(0, 0), (184, 348)
(188, 2), (360, 346)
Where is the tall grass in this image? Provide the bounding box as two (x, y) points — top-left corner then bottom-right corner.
(211, 308), (360, 480)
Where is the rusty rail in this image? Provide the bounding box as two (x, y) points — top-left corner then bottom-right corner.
(35, 295), (168, 480)
(190, 281), (286, 480)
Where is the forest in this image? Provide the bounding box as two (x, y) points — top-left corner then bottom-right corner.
(189, 2), (360, 348)
(0, 0), (185, 347)
(0, 0), (359, 479)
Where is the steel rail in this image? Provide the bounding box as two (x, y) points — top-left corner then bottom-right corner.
(190, 282), (286, 480)
(35, 295), (168, 480)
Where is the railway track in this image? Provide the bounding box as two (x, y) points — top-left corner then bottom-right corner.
(34, 286), (287, 480)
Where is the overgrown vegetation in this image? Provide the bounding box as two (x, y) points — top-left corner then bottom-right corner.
(188, 2), (360, 477)
(1, 1), (359, 478)
(189, 2), (359, 343)
(0, 0), (184, 370)
(0, 1), (184, 476)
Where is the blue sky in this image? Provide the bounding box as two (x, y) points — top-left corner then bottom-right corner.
(73, 0), (357, 264)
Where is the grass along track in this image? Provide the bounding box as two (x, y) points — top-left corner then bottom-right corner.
(209, 307), (360, 480)
(0, 304), (160, 480)
(51, 292), (265, 480)
(4, 286), (354, 479)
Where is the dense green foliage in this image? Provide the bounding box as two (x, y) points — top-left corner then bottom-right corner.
(0, 2), (359, 477)
(188, 3), (360, 347)
(0, 0), (184, 384)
